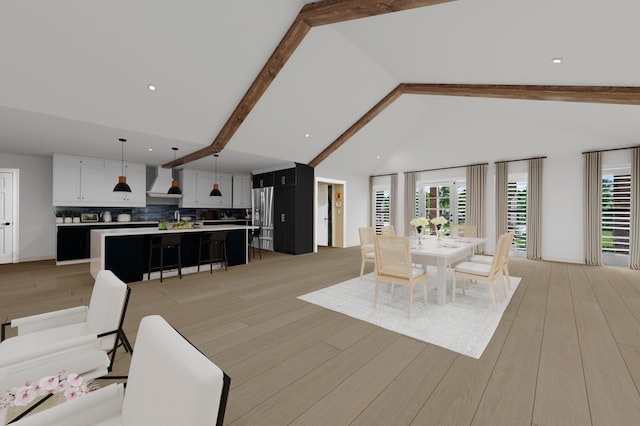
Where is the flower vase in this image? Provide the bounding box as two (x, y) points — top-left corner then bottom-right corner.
(416, 226), (423, 246)
(436, 225), (442, 241)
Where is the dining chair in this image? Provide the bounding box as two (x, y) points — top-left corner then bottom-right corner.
(10, 315), (231, 426)
(451, 232), (509, 311)
(358, 227), (375, 278)
(380, 225), (396, 236)
(469, 230), (514, 287)
(373, 235), (428, 317)
(450, 224), (477, 238)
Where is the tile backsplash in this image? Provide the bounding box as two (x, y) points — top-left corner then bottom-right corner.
(54, 205), (248, 222)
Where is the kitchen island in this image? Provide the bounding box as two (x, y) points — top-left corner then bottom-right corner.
(90, 224), (256, 283)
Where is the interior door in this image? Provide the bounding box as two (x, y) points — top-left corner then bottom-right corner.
(317, 183), (329, 246)
(0, 171), (14, 264)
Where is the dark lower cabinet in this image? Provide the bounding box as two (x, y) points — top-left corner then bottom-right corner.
(57, 227), (90, 261)
(103, 229), (249, 283)
(57, 223), (158, 262)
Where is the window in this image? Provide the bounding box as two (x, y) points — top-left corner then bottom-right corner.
(374, 188), (390, 235)
(415, 181), (465, 233)
(507, 174), (527, 251)
(602, 166), (631, 265)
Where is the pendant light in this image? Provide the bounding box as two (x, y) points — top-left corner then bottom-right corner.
(209, 154), (222, 197)
(113, 138), (132, 192)
(167, 147), (182, 194)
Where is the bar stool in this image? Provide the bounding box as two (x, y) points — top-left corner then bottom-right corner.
(148, 234), (182, 282)
(248, 227), (262, 260)
(198, 231), (227, 273)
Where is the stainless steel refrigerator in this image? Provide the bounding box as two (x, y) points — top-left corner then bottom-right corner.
(252, 186), (274, 251)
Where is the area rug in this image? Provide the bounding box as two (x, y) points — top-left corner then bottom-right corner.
(297, 268), (521, 359)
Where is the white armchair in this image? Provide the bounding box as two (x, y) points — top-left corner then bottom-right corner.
(11, 315), (231, 426)
(0, 270), (132, 391)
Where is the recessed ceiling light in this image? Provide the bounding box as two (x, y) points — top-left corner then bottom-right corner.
(376, 155), (382, 160)
(147, 148), (153, 151)
(551, 57), (563, 64)
(304, 133), (310, 138)
(148, 84), (157, 91)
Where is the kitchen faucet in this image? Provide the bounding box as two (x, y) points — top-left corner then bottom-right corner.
(174, 210), (180, 222)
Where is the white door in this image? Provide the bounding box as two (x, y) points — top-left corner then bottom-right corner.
(317, 183), (329, 246)
(0, 171), (14, 264)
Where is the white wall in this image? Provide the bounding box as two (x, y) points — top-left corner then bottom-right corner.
(0, 152), (55, 261)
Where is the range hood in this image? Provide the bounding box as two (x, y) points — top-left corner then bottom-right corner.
(147, 166), (183, 198)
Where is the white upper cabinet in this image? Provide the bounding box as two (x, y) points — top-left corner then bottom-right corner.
(53, 154), (104, 205)
(179, 170), (233, 208)
(211, 173), (233, 208)
(53, 153), (146, 207)
(232, 175), (251, 208)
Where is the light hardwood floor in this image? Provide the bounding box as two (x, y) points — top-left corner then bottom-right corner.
(2, 247), (640, 425)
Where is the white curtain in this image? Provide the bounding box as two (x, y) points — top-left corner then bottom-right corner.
(495, 162), (508, 239)
(390, 174), (398, 232)
(630, 147), (640, 269)
(466, 164), (487, 252)
(583, 152), (602, 265)
(404, 172), (416, 236)
(527, 158), (543, 260)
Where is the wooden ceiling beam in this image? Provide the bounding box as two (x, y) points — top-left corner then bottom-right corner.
(299, 0), (453, 27)
(308, 84), (640, 167)
(308, 85), (404, 167)
(164, 0), (455, 169)
(400, 83), (640, 105)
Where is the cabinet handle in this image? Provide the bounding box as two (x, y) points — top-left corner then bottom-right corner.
(281, 213), (286, 222)
(281, 176), (286, 185)
(260, 179), (264, 187)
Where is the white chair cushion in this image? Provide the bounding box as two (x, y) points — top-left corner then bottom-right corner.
(455, 261), (491, 276)
(0, 344), (108, 391)
(11, 383), (125, 426)
(0, 323), (88, 356)
(411, 267), (425, 278)
(469, 254), (493, 265)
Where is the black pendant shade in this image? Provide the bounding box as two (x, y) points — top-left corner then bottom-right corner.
(113, 138), (132, 193)
(114, 176), (132, 192)
(209, 184), (222, 197)
(168, 147), (182, 194)
(210, 154), (222, 197)
(168, 180), (182, 194)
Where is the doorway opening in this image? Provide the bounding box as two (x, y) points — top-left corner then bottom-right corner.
(315, 177), (345, 251)
(0, 168), (19, 264)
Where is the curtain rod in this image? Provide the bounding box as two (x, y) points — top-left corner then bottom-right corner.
(404, 162), (488, 175)
(495, 155), (547, 164)
(370, 172), (398, 178)
(582, 145), (640, 155)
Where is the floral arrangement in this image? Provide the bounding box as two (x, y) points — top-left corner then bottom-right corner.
(410, 217), (430, 230)
(1, 371), (89, 410)
(430, 216), (448, 227)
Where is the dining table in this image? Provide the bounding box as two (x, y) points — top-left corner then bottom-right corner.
(410, 235), (486, 305)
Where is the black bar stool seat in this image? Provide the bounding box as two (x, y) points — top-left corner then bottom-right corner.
(198, 231), (228, 273)
(148, 234), (182, 282)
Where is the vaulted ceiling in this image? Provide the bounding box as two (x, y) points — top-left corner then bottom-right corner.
(1, 0), (639, 176)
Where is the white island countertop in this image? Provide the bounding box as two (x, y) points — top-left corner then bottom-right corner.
(90, 224), (257, 279)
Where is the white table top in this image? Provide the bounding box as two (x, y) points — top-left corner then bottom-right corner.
(410, 236), (485, 258)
